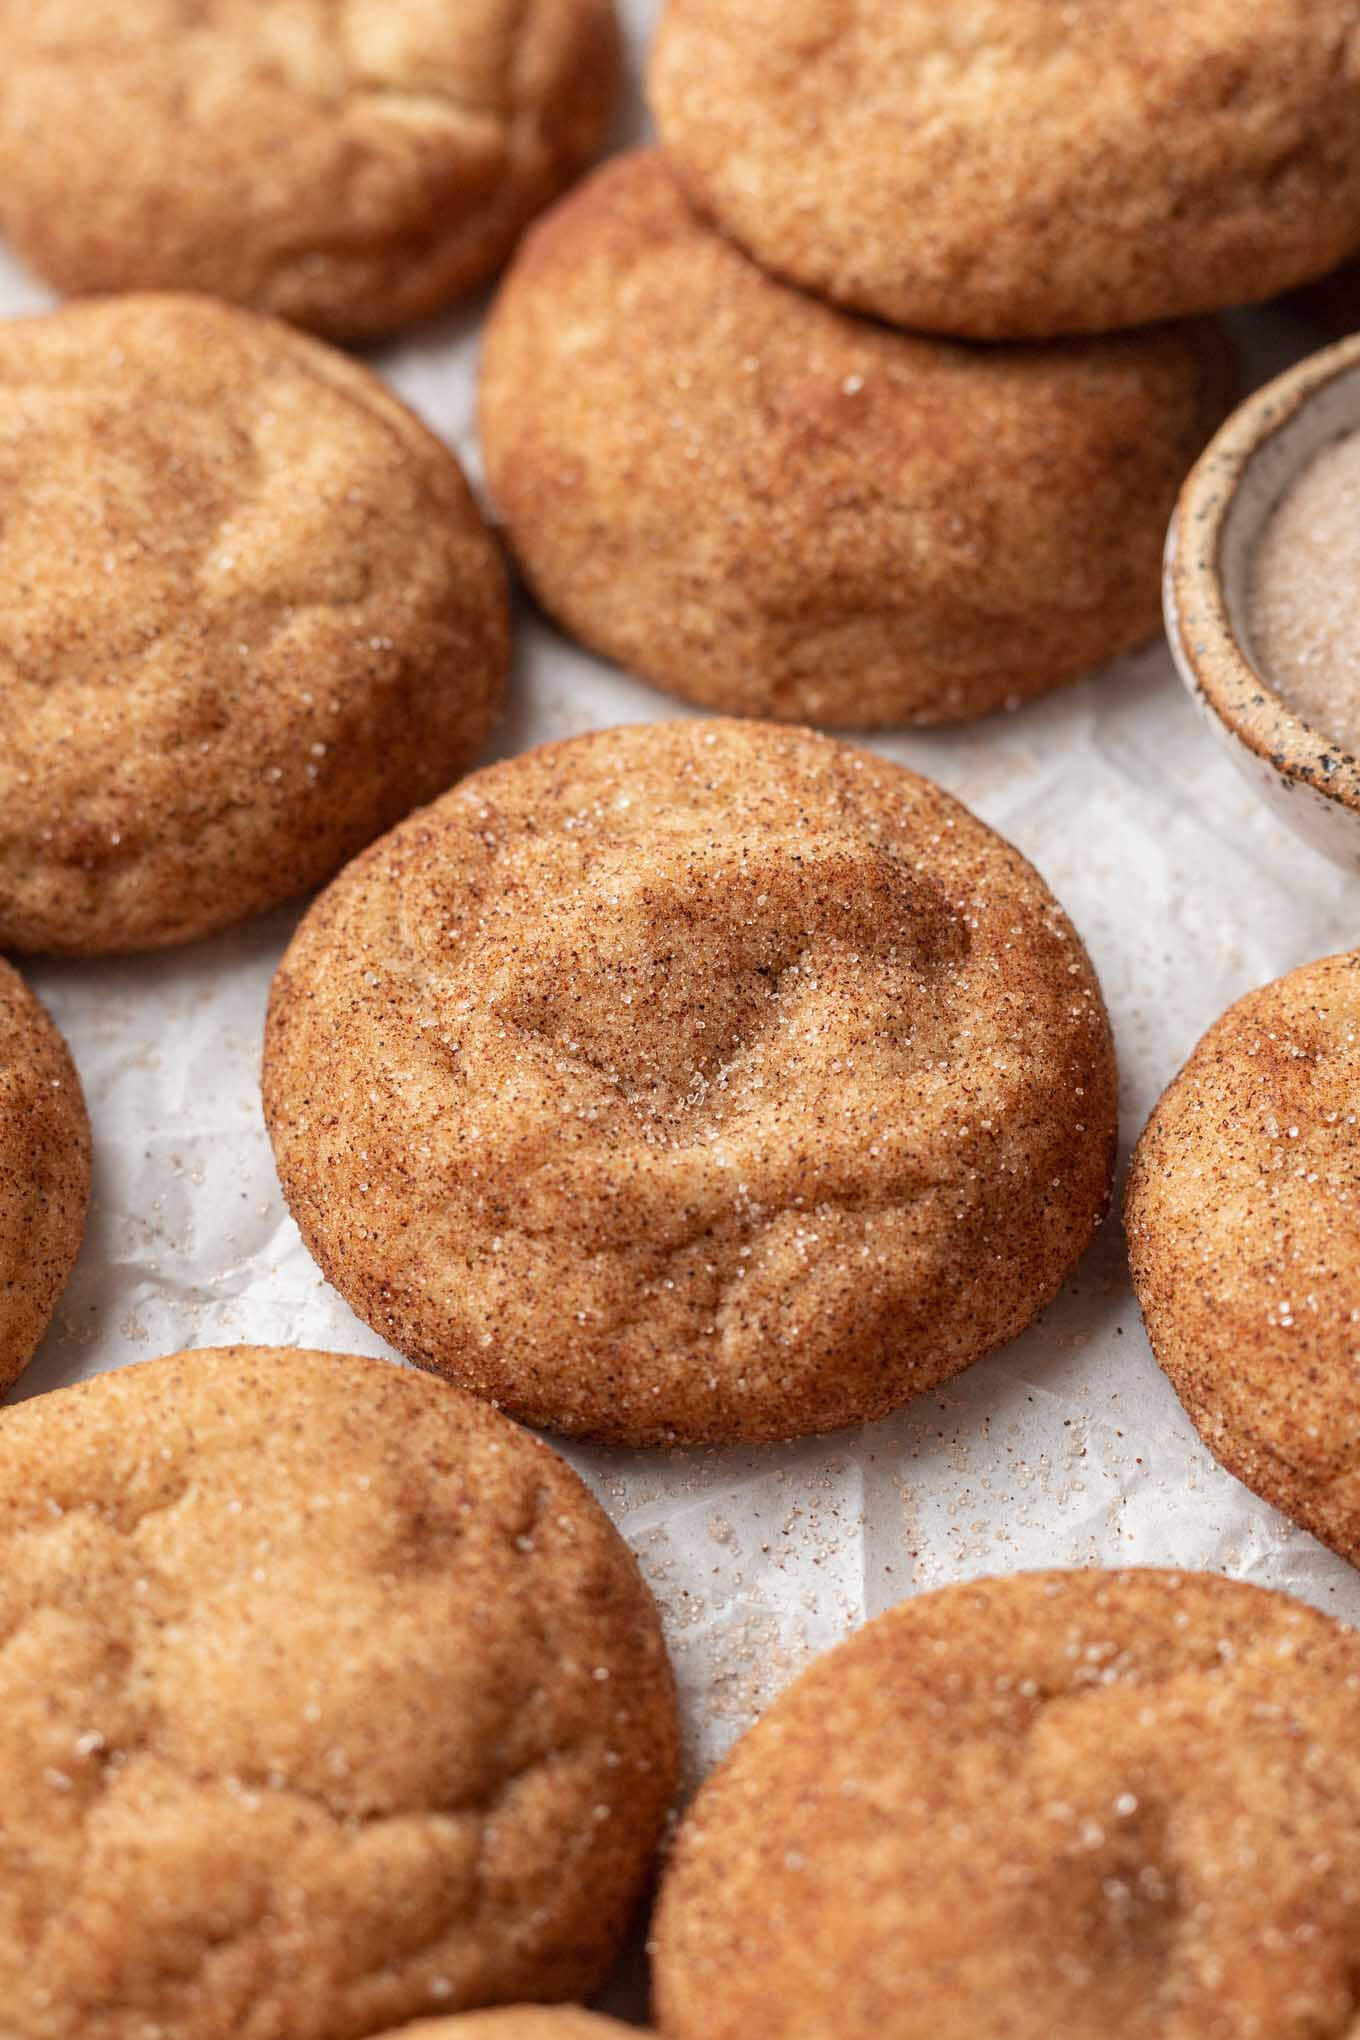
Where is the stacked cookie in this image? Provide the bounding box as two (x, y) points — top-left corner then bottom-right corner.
(648, 0), (1360, 340)
(476, 1), (1360, 729)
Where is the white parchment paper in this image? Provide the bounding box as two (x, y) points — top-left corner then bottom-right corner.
(8, 9), (1360, 2014)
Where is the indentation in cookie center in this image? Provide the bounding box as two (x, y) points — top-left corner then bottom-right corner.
(479, 838), (966, 1114)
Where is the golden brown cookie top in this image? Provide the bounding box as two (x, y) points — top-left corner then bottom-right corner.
(0, 294), (508, 954)
(0, 0), (621, 337)
(0, 960), (90, 1387)
(1127, 950), (1360, 1564)
(480, 150), (1231, 727)
(374, 2014), (637, 2038)
(652, 1568), (1360, 2040)
(0, 1346), (677, 2038)
(264, 718), (1116, 1445)
(649, 0), (1360, 338)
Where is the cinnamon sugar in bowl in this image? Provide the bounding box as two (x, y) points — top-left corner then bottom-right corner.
(1166, 331), (1360, 869)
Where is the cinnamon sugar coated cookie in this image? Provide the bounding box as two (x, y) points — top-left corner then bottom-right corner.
(372, 2015), (635, 2038)
(652, 1569), (1360, 2040)
(0, 961), (89, 1388)
(264, 720), (1118, 1446)
(0, 295), (508, 955)
(0, 0), (621, 339)
(649, 0), (1360, 341)
(1127, 951), (1360, 1565)
(0, 1347), (677, 2039)
(479, 153), (1231, 728)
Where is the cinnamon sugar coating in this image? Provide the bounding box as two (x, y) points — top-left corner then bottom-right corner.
(653, 1569), (1360, 2039)
(0, 961), (89, 1388)
(0, 0), (621, 340)
(649, 0), (1360, 339)
(1128, 950), (1360, 1565)
(0, 1347), (677, 2038)
(264, 719), (1117, 1446)
(0, 295), (508, 955)
(480, 152), (1231, 728)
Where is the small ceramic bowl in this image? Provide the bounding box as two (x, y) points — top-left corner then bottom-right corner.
(1165, 331), (1360, 870)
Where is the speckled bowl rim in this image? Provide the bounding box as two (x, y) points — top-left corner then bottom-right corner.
(1166, 330), (1360, 820)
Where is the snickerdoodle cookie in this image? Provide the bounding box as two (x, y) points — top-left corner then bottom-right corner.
(1127, 951), (1360, 1565)
(0, 962), (89, 1388)
(0, 1346), (677, 2039)
(373, 2015), (635, 2038)
(264, 719), (1118, 1447)
(0, 295), (508, 955)
(649, 0), (1360, 340)
(652, 1569), (1360, 2040)
(479, 153), (1231, 728)
(0, 0), (621, 340)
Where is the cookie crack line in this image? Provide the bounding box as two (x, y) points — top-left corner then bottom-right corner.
(0, 1472), (198, 1565)
(187, 1734), (586, 1835)
(91, 24), (526, 135)
(342, 82), (508, 132)
(24, 1735), (608, 2015)
(339, 0), (533, 134)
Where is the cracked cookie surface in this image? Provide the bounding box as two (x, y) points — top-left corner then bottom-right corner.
(0, 0), (621, 338)
(0, 295), (509, 955)
(1127, 950), (1360, 1569)
(652, 1569), (1360, 2040)
(480, 151), (1232, 728)
(649, 0), (1360, 339)
(0, 1345), (677, 2039)
(263, 719), (1118, 1446)
(0, 962), (89, 1388)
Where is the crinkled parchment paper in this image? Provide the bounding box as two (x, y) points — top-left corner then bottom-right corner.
(7, 3), (1360, 2017)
